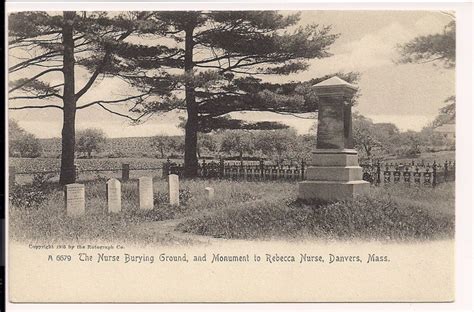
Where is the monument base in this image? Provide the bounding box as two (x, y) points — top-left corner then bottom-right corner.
(298, 149), (369, 201)
(298, 180), (369, 201)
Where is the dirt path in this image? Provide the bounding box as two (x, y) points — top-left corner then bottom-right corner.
(131, 218), (223, 246)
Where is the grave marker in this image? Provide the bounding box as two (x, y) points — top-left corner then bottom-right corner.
(168, 174), (179, 206)
(106, 178), (121, 213)
(205, 187), (215, 201)
(138, 177), (154, 210)
(65, 183), (85, 217)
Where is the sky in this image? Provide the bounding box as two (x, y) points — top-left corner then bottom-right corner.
(8, 10), (455, 138)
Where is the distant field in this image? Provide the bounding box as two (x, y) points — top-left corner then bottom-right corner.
(9, 157), (170, 173)
(9, 157), (178, 184)
(389, 150), (455, 164)
(39, 136), (170, 158)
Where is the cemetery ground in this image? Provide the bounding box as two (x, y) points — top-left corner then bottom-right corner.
(9, 177), (455, 246)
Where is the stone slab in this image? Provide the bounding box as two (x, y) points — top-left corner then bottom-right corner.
(106, 178), (121, 213)
(305, 166), (363, 181)
(298, 180), (369, 201)
(311, 152), (360, 167)
(168, 174), (179, 206)
(205, 187), (215, 200)
(65, 183), (85, 217)
(138, 177), (154, 210)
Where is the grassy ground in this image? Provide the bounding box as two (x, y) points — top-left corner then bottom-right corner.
(9, 178), (455, 245)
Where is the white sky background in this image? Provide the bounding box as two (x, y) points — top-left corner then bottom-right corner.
(8, 10), (455, 138)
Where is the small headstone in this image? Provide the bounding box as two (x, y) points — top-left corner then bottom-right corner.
(138, 177), (154, 210)
(65, 183), (85, 217)
(106, 178), (121, 213)
(168, 174), (179, 206)
(205, 187), (214, 201)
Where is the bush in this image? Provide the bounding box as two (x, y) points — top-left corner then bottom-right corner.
(394, 145), (420, 158)
(9, 172), (55, 210)
(76, 128), (107, 158)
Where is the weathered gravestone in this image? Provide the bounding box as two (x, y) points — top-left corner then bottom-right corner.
(65, 183), (85, 217)
(106, 178), (121, 213)
(138, 177), (154, 210)
(168, 174), (179, 206)
(205, 187), (215, 201)
(298, 76), (369, 200)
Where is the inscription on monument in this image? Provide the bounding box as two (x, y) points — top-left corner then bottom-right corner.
(106, 178), (121, 213)
(65, 183), (85, 217)
(138, 177), (154, 210)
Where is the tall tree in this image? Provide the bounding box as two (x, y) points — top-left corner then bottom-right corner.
(8, 11), (154, 184)
(396, 16), (455, 127)
(118, 11), (340, 177)
(397, 19), (455, 68)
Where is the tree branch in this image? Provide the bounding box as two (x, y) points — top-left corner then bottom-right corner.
(75, 30), (135, 101)
(96, 103), (146, 122)
(9, 68), (63, 93)
(9, 92), (63, 100)
(9, 50), (62, 73)
(9, 104), (63, 110)
(76, 91), (152, 109)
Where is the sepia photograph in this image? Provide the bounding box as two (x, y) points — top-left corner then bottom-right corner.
(5, 5), (468, 305)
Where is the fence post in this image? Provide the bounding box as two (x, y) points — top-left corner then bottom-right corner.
(74, 164), (79, 180)
(376, 161), (381, 185)
(122, 164), (130, 182)
(444, 160), (448, 182)
(432, 161), (437, 187)
(202, 159), (207, 178)
(259, 159), (264, 179)
(301, 159), (305, 180)
(219, 156), (224, 179)
(9, 166), (16, 188)
(162, 158), (171, 177)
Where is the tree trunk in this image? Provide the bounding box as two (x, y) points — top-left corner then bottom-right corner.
(183, 25), (199, 178)
(59, 11), (77, 185)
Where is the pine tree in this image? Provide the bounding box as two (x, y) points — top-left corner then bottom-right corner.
(8, 11), (156, 184)
(116, 11), (340, 177)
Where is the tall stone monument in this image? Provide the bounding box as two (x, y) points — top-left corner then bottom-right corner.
(298, 76), (369, 201)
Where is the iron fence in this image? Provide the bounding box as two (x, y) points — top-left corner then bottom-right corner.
(10, 158), (455, 187)
(163, 158), (306, 181)
(360, 160), (455, 187)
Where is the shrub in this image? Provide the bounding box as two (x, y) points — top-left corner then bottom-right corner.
(9, 119), (42, 158)
(9, 172), (55, 210)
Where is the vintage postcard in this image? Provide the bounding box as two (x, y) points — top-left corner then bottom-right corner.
(5, 4), (466, 305)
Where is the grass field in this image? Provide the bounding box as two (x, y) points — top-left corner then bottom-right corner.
(9, 176), (455, 245)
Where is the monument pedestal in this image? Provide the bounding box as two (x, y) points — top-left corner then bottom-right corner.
(297, 76), (370, 201)
(298, 150), (369, 201)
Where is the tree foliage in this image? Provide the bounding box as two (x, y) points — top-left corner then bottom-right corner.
(8, 11), (156, 183)
(431, 96), (455, 127)
(9, 119), (42, 158)
(114, 11), (341, 176)
(397, 20), (455, 68)
(76, 128), (107, 158)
